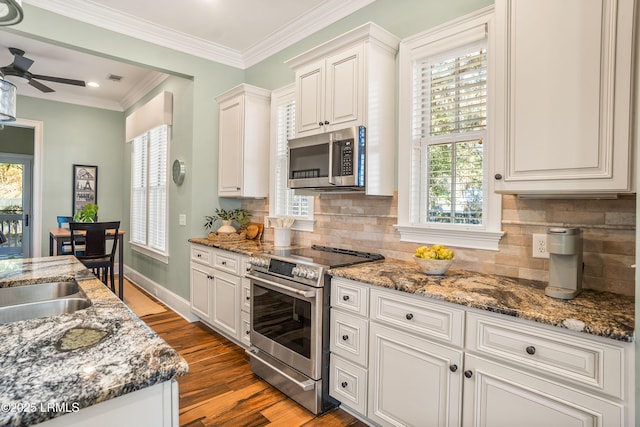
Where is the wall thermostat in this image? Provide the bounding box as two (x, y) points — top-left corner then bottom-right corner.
(172, 159), (185, 185)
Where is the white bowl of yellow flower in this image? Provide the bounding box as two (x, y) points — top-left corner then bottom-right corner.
(414, 244), (454, 275)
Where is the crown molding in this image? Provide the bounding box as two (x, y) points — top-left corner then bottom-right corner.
(242, 0), (375, 68)
(23, 0), (244, 68)
(23, 0), (376, 70)
(120, 73), (170, 111)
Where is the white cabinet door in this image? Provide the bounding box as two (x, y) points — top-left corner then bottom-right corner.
(368, 322), (463, 427)
(324, 44), (363, 131)
(462, 354), (623, 427)
(211, 269), (241, 339)
(217, 95), (244, 196)
(295, 60), (324, 135)
(493, 0), (635, 194)
(190, 262), (212, 321)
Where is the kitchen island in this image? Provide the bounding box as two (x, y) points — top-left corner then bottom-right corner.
(0, 256), (188, 427)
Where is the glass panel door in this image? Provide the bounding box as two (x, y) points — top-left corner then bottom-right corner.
(0, 154), (32, 258)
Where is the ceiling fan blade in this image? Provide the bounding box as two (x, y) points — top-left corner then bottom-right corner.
(31, 74), (86, 87)
(29, 79), (54, 93)
(12, 54), (33, 73)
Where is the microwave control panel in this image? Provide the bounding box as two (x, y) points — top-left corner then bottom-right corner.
(341, 141), (353, 176)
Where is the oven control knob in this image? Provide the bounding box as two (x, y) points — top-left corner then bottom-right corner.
(292, 267), (301, 276)
(305, 268), (319, 280)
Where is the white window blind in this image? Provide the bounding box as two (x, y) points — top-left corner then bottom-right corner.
(271, 86), (314, 225)
(413, 42), (487, 226)
(130, 124), (168, 257)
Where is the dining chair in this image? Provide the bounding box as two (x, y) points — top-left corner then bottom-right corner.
(69, 221), (121, 299)
(56, 215), (81, 255)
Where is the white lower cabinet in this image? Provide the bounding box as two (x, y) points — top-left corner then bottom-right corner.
(462, 354), (623, 427)
(189, 244), (250, 347)
(368, 322), (463, 427)
(328, 277), (634, 427)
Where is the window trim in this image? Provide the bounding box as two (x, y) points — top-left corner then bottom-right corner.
(129, 124), (170, 264)
(396, 5), (503, 251)
(268, 83), (315, 232)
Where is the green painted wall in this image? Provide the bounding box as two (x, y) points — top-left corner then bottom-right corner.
(15, 96), (124, 256)
(0, 125), (34, 154)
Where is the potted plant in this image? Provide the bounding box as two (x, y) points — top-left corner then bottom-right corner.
(73, 203), (99, 222)
(204, 208), (251, 234)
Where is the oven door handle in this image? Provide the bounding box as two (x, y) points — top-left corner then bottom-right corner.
(246, 348), (315, 391)
(246, 273), (316, 298)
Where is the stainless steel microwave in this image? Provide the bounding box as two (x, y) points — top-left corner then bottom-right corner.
(287, 126), (365, 192)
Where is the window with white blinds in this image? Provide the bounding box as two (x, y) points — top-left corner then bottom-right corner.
(413, 43), (487, 226)
(270, 85), (314, 228)
(396, 7), (503, 251)
(130, 124), (168, 257)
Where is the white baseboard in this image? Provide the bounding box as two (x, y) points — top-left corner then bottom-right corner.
(123, 265), (199, 323)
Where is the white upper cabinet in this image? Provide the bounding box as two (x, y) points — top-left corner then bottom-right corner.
(216, 84), (271, 198)
(493, 0), (636, 194)
(285, 22), (400, 196)
(294, 44), (364, 135)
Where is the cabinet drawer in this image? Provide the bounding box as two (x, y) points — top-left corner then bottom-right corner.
(330, 355), (367, 416)
(241, 278), (251, 313)
(370, 288), (465, 347)
(331, 278), (369, 317)
(240, 311), (251, 348)
(466, 312), (625, 399)
(213, 251), (240, 275)
(330, 309), (368, 367)
(191, 245), (212, 265)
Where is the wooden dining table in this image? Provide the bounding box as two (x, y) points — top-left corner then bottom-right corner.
(49, 227), (126, 299)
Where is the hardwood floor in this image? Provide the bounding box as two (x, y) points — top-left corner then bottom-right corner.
(139, 294), (367, 427)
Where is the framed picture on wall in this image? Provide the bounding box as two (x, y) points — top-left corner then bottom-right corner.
(72, 164), (98, 215)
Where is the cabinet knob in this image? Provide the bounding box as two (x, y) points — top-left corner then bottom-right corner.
(405, 313), (414, 320)
(221, 261), (227, 265)
(341, 381), (348, 388)
(494, 173), (503, 180)
(449, 364), (458, 372)
(246, 296), (250, 301)
(324, 120), (330, 125)
(246, 330), (250, 335)
(342, 295), (350, 301)
(464, 370), (473, 379)
(319, 122), (324, 126)
(236, 187), (241, 190)
(197, 253), (202, 258)
(526, 346), (536, 355)
(342, 335), (349, 341)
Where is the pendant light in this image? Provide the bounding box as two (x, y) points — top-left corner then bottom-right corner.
(0, 0), (23, 26)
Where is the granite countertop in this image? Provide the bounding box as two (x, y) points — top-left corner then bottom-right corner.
(189, 237), (272, 256)
(0, 256), (189, 426)
(330, 259), (635, 342)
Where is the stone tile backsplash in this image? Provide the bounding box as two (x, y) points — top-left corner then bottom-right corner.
(242, 193), (636, 296)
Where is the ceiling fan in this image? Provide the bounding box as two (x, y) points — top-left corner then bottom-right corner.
(0, 47), (86, 93)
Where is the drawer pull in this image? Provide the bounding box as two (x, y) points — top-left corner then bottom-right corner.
(405, 313), (414, 320)
(221, 261), (227, 265)
(341, 381), (348, 388)
(246, 330), (250, 335)
(449, 364), (458, 373)
(246, 296), (250, 301)
(342, 335), (349, 341)
(464, 370), (473, 379)
(196, 253), (202, 258)
(342, 295), (350, 301)
(526, 346), (536, 355)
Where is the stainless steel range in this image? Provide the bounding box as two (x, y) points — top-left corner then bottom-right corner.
(246, 245), (383, 414)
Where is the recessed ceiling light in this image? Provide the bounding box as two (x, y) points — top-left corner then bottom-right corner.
(87, 81), (100, 88)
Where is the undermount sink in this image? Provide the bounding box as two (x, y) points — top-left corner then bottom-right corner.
(0, 280), (92, 324)
(0, 281), (81, 306)
(0, 298), (92, 324)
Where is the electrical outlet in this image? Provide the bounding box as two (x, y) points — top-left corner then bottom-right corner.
(532, 234), (549, 259)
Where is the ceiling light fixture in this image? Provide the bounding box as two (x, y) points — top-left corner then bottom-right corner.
(0, 0), (23, 26)
(87, 81), (100, 88)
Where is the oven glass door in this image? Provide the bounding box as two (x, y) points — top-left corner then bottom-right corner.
(253, 282), (312, 358)
(249, 274), (322, 380)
